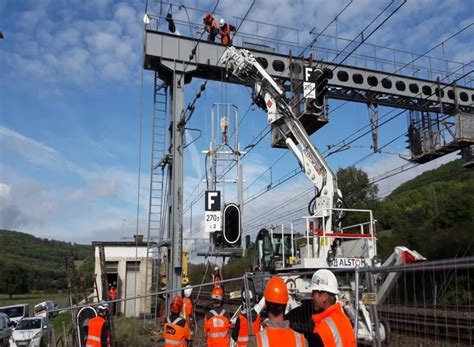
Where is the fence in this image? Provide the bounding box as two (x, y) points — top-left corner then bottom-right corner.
(45, 256), (473, 346)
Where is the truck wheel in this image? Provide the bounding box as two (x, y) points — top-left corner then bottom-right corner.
(379, 318), (390, 345)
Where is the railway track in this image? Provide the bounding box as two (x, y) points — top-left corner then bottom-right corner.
(379, 305), (473, 344)
(191, 292), (473, 344)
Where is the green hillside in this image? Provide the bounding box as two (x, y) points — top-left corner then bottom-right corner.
(375, 159), (474, 260)
(0, 230), (93, 294)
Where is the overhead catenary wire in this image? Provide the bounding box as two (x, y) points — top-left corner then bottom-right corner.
(184, 101), (255, 206)
(175, 0), (221, 86)
(244, 153), (471, 235)
(228, 14), (470, 246)
(207, 1), (422, 206)
(327, 60), (473, 157)
(240, 66), (473, 229)
(178, 2), (470, 241)
(299, 22), (474, 156)
(293, 18), (473, 117)
(290, 0), (408, 110)
(184, 4), (470, 210)
(184, 60), (472, 218)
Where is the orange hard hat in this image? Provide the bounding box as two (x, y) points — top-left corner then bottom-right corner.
(204, 12), (212, 21)
(211, 286), (224, 300)
(264, 276), (289, 304)
(170, 295), (183, 313)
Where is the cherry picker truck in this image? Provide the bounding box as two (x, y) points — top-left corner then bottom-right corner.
(220, 46), (425, 344)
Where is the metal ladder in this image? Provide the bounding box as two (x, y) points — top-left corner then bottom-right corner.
(98, 244), (108, 302)
(144, 72), (169, 323)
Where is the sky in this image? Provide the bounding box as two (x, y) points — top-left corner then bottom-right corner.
(0, 0), (473, 253)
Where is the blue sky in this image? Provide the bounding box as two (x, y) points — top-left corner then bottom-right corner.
(0, 0), (473, 250)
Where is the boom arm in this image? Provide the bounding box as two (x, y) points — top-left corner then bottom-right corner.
(220, 46), (342, 229)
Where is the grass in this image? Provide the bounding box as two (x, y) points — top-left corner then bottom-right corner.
(1, 294), (152, 346)
(51, 311), (72, 333)
(0, 293), (69, 315)
(74, 260), (84, 268)
(1, 292), (73, 343)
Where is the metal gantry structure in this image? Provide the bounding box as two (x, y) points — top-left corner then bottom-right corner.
(141, 7), (474, 308)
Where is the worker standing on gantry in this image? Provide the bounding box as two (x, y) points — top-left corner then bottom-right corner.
(310, 270), (356, 347)
(203, 12), (218, 42)
(232, 288), (261, 347)
(250, 277), (307, 347)
(163, 296), (191, 347)
(204, 286), (232, 347)
(219, 18), (236, 46)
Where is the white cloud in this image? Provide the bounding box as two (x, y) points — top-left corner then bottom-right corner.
(0, 125), (59, 166)
(0, 183), (12, 201)
(91, 179), (119, 198)
(102, 61), (129, 80)
(0, 181), (43, 230)
(2, 0), (143, 87)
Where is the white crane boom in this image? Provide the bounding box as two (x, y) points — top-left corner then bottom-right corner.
(220, 46), (342, 230)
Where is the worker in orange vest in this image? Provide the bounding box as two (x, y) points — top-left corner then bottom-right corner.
(182, 285), (193, 319)
(218, 18), (236, 46)
(182, 284), (194, 346)
(107, 286), (117, 300)
(85, 303), (111, 347)
(204, 286), (231, 347)
(232, 289), (261, 347)
(310, 269), (356, 347)
(203, 12), (218, 42)
(163, 296), (191, 347)
(107, 286), (117, 315)
(251, 276), (307, 347)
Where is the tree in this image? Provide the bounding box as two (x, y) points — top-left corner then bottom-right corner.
(337, 166), (378, 208)
(0, 265), (29, 299)
(336, 166), (379, 227)
(77, 257), (95, 289)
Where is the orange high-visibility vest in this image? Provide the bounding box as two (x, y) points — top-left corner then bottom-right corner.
(183, 297), (193, 316)
(312, 302), (356, 347)
(108, 288), (117, 300)
(256, 325), (306, 347)
(204, 309), (230, 347)
(205, 18), (217, 33)
(219, 24), (232, 46)
(85, 316), (110, 347)
(163, 316), (190, 347)
(237, 313), (261, 347)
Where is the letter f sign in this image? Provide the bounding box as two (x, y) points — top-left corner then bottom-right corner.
(205, 191), (221, 211)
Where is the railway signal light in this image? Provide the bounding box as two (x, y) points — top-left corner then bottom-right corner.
(223, 203), (241, 247)
(313, 68), (330, 109)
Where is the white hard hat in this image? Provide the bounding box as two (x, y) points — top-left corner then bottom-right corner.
(242, 289), (253, 302)
(309, 269), (339, 294)
(184, 285), (193, 298)
(219, 18), (226, 26)
(97, 303), (109, 311)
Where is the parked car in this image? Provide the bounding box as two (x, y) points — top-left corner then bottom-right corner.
(0, 305), (29, 327)
(45, 302), (58, 319)
(9, 317), (52, 347)
(0, 313), (13, 347)
(34, 301), (57, 320)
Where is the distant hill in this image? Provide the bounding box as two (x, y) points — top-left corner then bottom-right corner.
(376, 159), (474, 260)
(0, 230), (93, 291)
